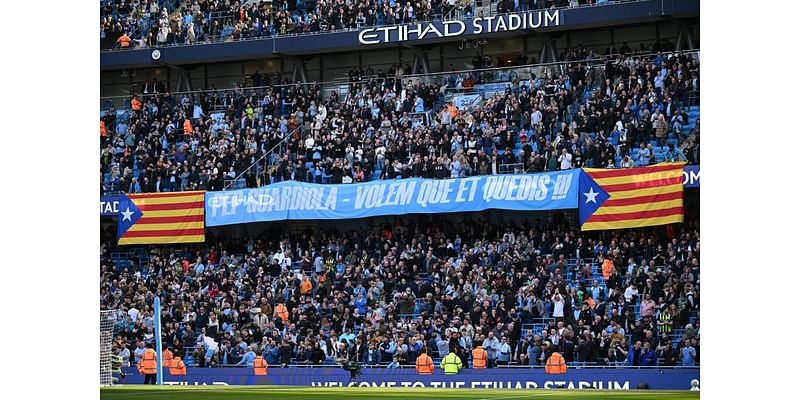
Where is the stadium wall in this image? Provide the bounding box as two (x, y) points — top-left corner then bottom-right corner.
(119, 367), (699, 390)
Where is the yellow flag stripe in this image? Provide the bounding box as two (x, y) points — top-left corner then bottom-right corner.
(592, 199), (684, 216)
(581, 214), (684, 231)
(582, 162), (686, 175)
(119, 235), (206, 245)
(604, 184), (683, 199)
(127, 222), (205, 231)
(591, 169), (683, 186)
(139, 208), (205, 218)
(132, 194), (204, 205)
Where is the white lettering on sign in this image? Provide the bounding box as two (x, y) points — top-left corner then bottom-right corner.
(358, 10), (561, 45)
(683, 169), (700, 186)
(355, 181), (417, 210)
(309, 380), (629, 390)
(100, 200), (119, 215)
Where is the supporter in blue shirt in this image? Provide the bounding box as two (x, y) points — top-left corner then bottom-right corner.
(497, 337), (512, 365)
(365, 343), (382, 366)
(679, 340), (697, 366)
(641, 343), (658, 366)
(266, 343), (280, 364)
(665, 144), (688, 162)
(354, 294), (367, 315)
(414, 96), (424, 113)
(237, 348), (256, 367)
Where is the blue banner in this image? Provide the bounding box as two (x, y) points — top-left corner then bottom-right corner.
(205, 171), (579, 227)
(683, 165), (700, 188)
(120, 367), (699, 390)
(100, 195), (119, 216)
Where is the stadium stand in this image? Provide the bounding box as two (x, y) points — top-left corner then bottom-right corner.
(100, 216), (700, 369)
(100, 49), (699, 195)
(100, 0), (700, 382)
(101, 1), (641, 50)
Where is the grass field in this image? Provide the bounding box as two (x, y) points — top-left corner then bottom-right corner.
(100, 386), (700, 400)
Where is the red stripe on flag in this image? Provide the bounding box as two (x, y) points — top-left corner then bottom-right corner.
(136, 215), (205, 224)
(600, 176), (683, 193)
(128, 192), (204, 199)
(135, 200), (205, 211)
(586, 164), (683, 179)
(602, 190), (684, 207)
(121, 228), (206, 238)
(585, 206), (684, 222)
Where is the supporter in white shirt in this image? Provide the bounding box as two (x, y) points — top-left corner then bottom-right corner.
(128, 307), (140, 322)
(624, 282), (639, 303)
(558, 149), (573, 170)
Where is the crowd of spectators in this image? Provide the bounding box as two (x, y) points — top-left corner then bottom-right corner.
(101, 48), (699, 194)
(101, 215), (700, 369)
(101, 0), (637, 50)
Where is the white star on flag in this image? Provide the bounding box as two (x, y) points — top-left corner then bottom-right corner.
(583, 187), (600, 204)
(121, 207), (134, 221)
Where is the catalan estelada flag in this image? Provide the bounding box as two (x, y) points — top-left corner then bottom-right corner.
(579, 163), (685, 231)
(117, 191), (205, 245)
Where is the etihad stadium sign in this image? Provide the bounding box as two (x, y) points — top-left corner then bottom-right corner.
(358, 10), (562, 45)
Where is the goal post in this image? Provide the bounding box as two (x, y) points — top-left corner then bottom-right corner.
(100, 310), (116, 387)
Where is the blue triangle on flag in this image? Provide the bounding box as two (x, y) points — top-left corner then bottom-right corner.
(117, 194), (143, 241)
(578, 171), (611, 226)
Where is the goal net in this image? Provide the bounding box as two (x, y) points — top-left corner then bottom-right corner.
(100, 310), (117, 387)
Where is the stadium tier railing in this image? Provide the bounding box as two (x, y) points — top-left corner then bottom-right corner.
(224, 126), (301, 190)
(156, 362), (698, 369)
(101, 49), (700, 113)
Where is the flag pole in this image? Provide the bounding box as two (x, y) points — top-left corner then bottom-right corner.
(154, 296), (163, 385)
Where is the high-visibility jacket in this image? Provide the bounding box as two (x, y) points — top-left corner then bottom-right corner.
(440, 352), (462, 374)
(117, 34), (131, 48)
(274, 303), (288, 322)
(138, 348), (157, 374)
(254, 356), (268, 375)
(300, 279), (312, 295)
(168, 357), (186, 375)
(602, 259), (614, 280)
(100, 120), (107, 138)
(415, 354), (434, 374)
(545, 352), (567, 374)
(162, 348), (174, 366)
(183, 119), (193, 135)
(131, 98), (142, 111)
(471, 346), (488, 368)
(111, 354), (123, 374)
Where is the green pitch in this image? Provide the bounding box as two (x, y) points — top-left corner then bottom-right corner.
(100, 386), (700, 400)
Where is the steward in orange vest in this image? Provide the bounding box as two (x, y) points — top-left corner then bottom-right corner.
(117, 33), (131, 48)
(138, 344), (158, 384)
(300, 278), (312, 295)
(254, 353), (268, 375)
(162, 348), (174, 366)
(274, 303), (288, 323)
(168, 356), (186, 375)
(415, 348), (434, 374)
(544, 351), (567, 374)
(130, 96), (142, 111)
(471, 346), (488, 368)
